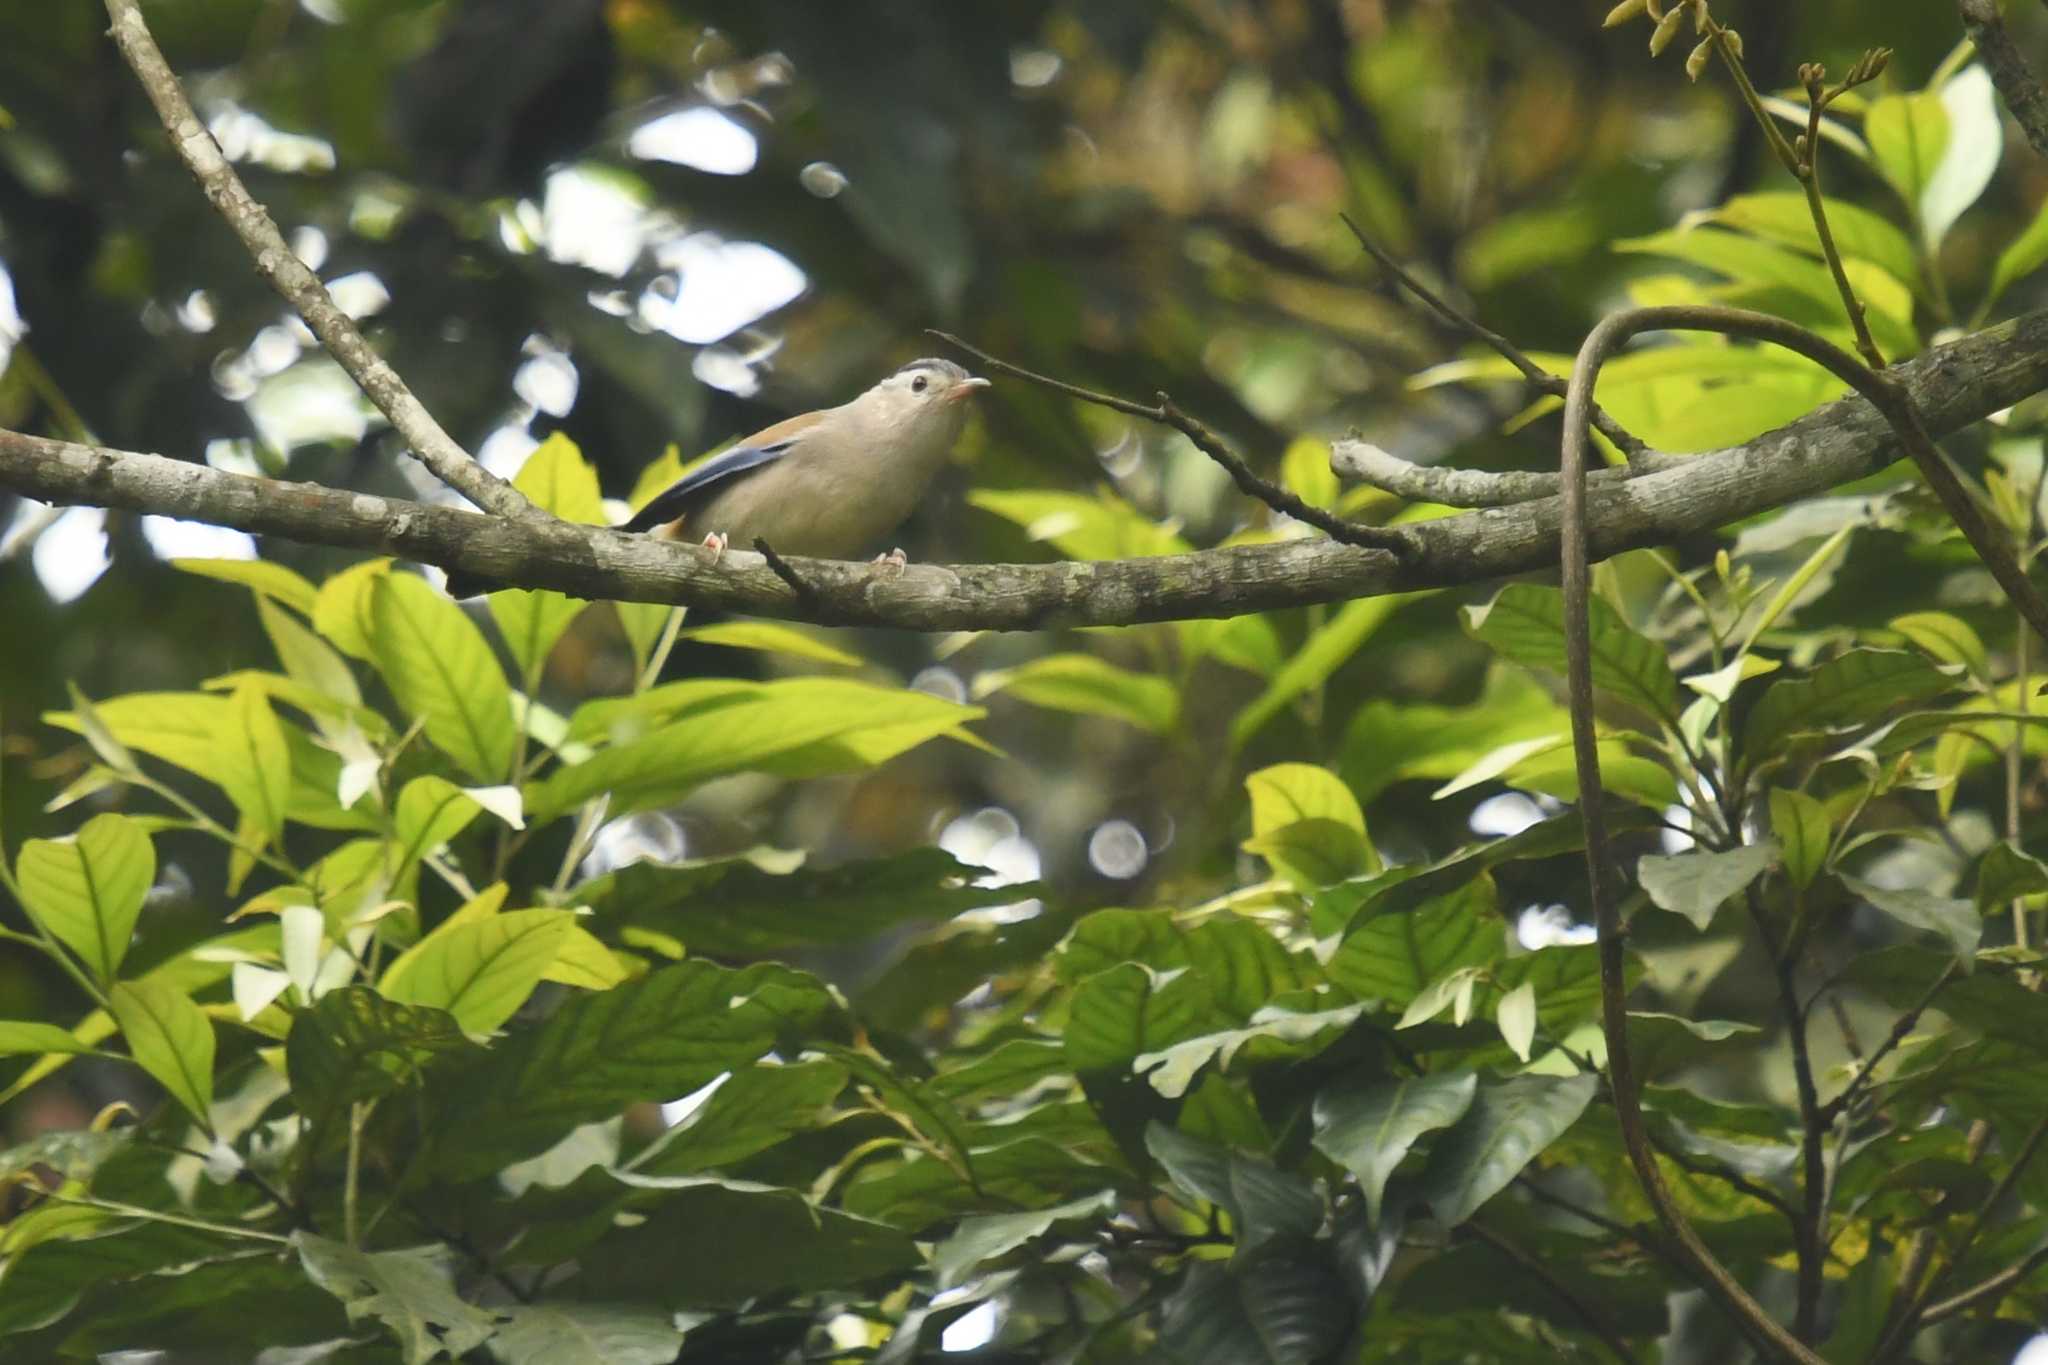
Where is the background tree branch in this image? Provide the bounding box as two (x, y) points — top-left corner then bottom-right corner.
(3, 305), (2046, 630)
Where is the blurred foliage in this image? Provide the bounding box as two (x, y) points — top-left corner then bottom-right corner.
(6, 0), (2048, 1361)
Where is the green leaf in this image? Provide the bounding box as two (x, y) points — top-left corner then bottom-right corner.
(1865, 92), (1950, 234)
(1743, 649), (1958, 757)
(629, 1059), (848, 1177)
(487, 1303), (690, 1365)
(1769, 788), (1832, 891)
(1156, 1252), (1351, 1365)
(486, 436), (602, 679)
(294, 1234), (496, 1365)
(1280, 434), (1339, 509)
(1312, 1071), (1476, 1225)
(1636, 843), (1778, 931)
(108, 978), (216, 1127)
(284, 986), (478, 1110)
(1065, 963), (1220, 1073)
(1418, 1073), (1596, 1226)
(391, 775), (485, 867)
(16, 812), (154, 985)
(224, 680), (291, 843)
(1231, 595), (1420, 748)
(969, 487), (1191, 560)
(1985, 191), (2048, 313)
(1327, 876), (1503, 1007)
(311, 558), (391, 662)
(1888, 611), (1988, 681)
(579, 847), (1033, 956)
(428, 960), (838, 1179)
(1465, 583), (1678, 725)
(578, 1175), (919, 1307)
(1709, 192), (1920, 294)
(381, 908), (576, 1035)
(529, 679), (979, 819)
(930, 1190), (1118, 1290)
(1242, 762), (1375, 888)
(1977, 841), (2048, 912)
(678, 620), (862, 667)
(1136, 1005), (1365, 1099)
(974, 652), (1178, 734)
(368, 571), (517, 782)
(1628, 1012), (1762, 1081)
(1842, 876), (1980, 960)
(1145, 1123), (1322, 1254)
(171, 556), (319, 616)
(0, 1021), (99, 1057)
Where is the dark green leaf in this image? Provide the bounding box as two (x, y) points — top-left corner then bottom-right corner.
(1636, 843), (1777, 931)
(1464, 583), (1678, 725)
(1769, 788), (1831, 890)
(487, 1302), (689, 1365)
(1743, 649), (1958, 758)
(284, 986), (477, 1111)
(294, 1234), (497, 1365)
(428, 960), (838, 1179)
(1313, 1071), (1477, 1224)
(1977, 841), (2048, 912)
(1842, 876), (1980, 960)
(1419, 1074), (1597, 1226)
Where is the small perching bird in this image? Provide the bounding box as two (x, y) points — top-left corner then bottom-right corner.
(444, 357), (989, 597)
(621, 357), (990, 566)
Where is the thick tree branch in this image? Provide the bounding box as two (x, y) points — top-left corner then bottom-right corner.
(1961, 0), (2048, 162)
(101, 0), (532, 521)
(4, 309), (2048, 629)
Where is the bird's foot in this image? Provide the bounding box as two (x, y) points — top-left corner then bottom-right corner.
(870, 547), (908, 579)
(700, 531), (729, 564)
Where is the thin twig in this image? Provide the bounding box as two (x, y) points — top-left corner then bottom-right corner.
(753, 537), (820, 608)
(1466, 1220), (1642, 1365)
(927, 331), (1410, 553)
(101, 0), (532, 521)
(1337, 213), (1649, 461)
(1816, 963), (1957, 1125)
(1920, 1245), (2048, 1325)
(1960, 0), (2048, 162)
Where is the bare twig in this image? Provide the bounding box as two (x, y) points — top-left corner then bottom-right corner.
(1961, 0), (2048, 162)
(1466, 1220), (1642, 1365)
(753, 537), (818, 608)
(1919, 1245), (2048, 1324)
(101, 0), (532, 521)
(1816, 963), (1958, 1125)
(1337, 213), (1649, 461)
(927, 331), (1411, 552)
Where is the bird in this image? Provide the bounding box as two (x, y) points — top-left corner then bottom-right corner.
(620, 357), (990, 565)
(445, 357), (989, 597)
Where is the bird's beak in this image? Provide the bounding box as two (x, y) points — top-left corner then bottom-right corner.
(947, 375), (993, 402)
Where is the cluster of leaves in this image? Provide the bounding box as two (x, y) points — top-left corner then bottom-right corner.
(3, 390), (2048, 1364)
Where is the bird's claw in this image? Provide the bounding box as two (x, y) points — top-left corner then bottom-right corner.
(700, 531), (729, 564)
(870, 547), (909, 579)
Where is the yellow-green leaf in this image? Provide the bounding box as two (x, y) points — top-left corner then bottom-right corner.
(974, 654), (1178, 734)
(17, 813), (155, 985)
(224, 682), (292, 843)
(381, 909), (576, 1035)
(369, 572), (517, 782)
(681, 621), (862, 668)
(312, 559), (392, 662)
(171, 557), (319, 617)
(109, 979), (216, 1126)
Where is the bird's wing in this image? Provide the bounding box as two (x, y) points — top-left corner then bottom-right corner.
(618, 412), (825, 533)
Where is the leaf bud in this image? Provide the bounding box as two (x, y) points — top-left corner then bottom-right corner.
(1603, 0), (1649, 27)
(1649, 7), (1685, 57)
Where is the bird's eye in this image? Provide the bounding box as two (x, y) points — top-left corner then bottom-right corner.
(911, 374), (928, 393)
